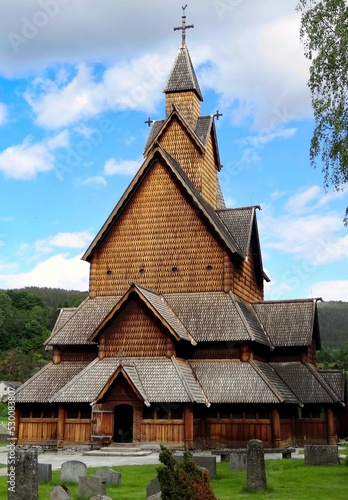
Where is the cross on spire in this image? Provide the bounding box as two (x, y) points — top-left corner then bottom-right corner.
(213, 110), (223, 121)
(144, 117), (153, 127)
(174, 5), (194, 47)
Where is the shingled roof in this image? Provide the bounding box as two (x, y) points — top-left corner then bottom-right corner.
(271, 362), (343, 404)
(163, 45), (203, 100)
(50, 356), (207, 405)
(217, 207), (260, 259)
(252, 299), (320, 347)
(15, 361), (90, 403)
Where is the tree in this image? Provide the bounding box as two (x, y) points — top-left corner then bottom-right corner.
(297, 0), (348, 223)
(157, 445), (217, 500)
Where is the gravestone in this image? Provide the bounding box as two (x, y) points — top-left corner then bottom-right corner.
(246, 439), (267, 492)
(148, 494), (162, 500)
(94, 468), (122, 484)
(38, 463), (52, 482)
(60, 460), (87, 483)
(174, 454), (216, 477)
(8, 448), (38, 500)
(230, 449), (247, 471)
(146, 476), (161, 498)
(90, 496), (112, 500)
(50, 484), (71, 500)
(304, 445), (340, 465)
(78, 476), (106, 498)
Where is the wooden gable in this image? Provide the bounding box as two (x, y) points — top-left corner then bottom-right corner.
(98, 294), (176, 357)
(88, 159), (226, 296)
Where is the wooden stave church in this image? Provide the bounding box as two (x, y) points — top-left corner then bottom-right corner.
(15, 13), (346, 449)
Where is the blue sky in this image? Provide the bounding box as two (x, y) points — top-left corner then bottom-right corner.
(0, 0), (347, 301)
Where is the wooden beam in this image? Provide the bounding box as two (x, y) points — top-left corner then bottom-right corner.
(184, 404), (194, 449)
(326, 408), (336, 444)
(271, 408), (281, 448)
(57, 405), (65, 447)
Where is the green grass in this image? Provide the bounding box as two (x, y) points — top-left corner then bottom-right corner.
(0, 459), (346, 499)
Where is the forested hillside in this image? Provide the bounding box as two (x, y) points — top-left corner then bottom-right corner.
(0, 288), (347, 381)
(0, 287), (87, 381)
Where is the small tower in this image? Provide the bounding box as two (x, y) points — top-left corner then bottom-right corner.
(163, 6), (203, 128)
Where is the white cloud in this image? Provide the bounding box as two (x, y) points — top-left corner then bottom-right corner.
(0, 130), (69, 180)
(34, 231), (94, 254)
(103, 158), (141, 176)
(76, 176), (107, 187)
(310, 281), (348, 302)
(0, 102), (7, 125)
(24, 55), (168, 129)
(0, 254), (89, 290)
(243, 128), (297, 148)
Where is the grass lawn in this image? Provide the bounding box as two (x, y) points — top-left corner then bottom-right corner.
(0, 459), (346, 499)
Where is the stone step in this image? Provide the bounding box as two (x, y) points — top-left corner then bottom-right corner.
(83, 448), (153, 457)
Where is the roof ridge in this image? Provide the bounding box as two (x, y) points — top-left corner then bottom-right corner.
(269, 362), (304, 406)
(171, 356), (209, 405)
(249, 360), (286, 403)
(49, 357), (100, 403)
(305, 361), (344, 404)
(229, 292), (255, 342)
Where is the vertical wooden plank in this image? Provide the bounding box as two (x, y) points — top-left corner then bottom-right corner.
(184, 404), (194, 449)
(326, 409), (335, 444)
(57, 406), (65, 447)
(272, 408), (281, 448)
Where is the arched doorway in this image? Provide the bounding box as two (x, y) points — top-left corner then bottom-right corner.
(114, 404), (133, 443)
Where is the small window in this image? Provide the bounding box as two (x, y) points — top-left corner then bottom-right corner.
(156, 407), (169, 420)
(258, 410), (270, 420)
(67, 407), (79, 419)
(80, 407), (91, 419)
(32, 409), (42, 418)
(143, 406), (154, 419)
(21, 408), (31, 418)
(42, 408), (53, 418)
(171, 407), (183, 420)
(245, 409), (256, 419)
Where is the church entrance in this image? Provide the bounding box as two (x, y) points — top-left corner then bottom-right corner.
(113, 404), (133, 443)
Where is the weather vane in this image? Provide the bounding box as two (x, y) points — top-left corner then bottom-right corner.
(173, 4), (194, 47)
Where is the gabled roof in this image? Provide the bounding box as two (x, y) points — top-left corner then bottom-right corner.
(188, 359), (298, 404)
(143, 107), (206, 157)
(45, 296), (121, 346)
(270, 361), (343, 404)
(82, 145), (243, 262)
(88, 283), (196, 345)
(15, 361), (90, 403)
(217, 206), (260, 259)
(163, 45), (203, 101)
(50, 356), (207, 405)
(252, 299), (320, 347)
(164, 291), (271, 346)
(319, 369), (346, 401)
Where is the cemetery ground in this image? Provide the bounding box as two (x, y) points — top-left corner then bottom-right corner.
(0, 457), (347, 499)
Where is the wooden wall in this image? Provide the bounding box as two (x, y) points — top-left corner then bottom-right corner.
(89, 161), (226, 296)
(165, 92), (201, 129)
(233, 227), (263, 302)
(99, 296), (175, 357)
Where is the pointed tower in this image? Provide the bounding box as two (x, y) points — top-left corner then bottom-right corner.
(163, 11), (203, 128)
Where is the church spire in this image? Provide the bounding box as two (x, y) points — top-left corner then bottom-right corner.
(163, 6), (203, 125)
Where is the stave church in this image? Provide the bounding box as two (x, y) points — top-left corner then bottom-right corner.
(15, 11), (346, 449)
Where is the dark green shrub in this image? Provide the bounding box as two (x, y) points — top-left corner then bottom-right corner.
(157, 445), (217, 500)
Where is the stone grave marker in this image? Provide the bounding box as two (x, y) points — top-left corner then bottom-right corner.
(230, 449), (247, 471)
(174, 453), (216, 477)
(50, 484), (71, 500)
(78, 476), (106, 498)
(8, 448), (38, 500)
(304, 444), (340, 465)
(94, 468), (122, 484)
(146, 476), (161, 498)
(38, 462), (52, 482)
(90, 496), (112, 500)
(246, 439), (267, 492)
(60, 460), (87, 483)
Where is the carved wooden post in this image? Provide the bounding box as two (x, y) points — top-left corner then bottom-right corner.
(57, 405), (65, 447)
(14, 406), (20, 441)
(326, 408), (336, 444)
(184, 404), (194, 449)
(271, 408), (281, 448)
